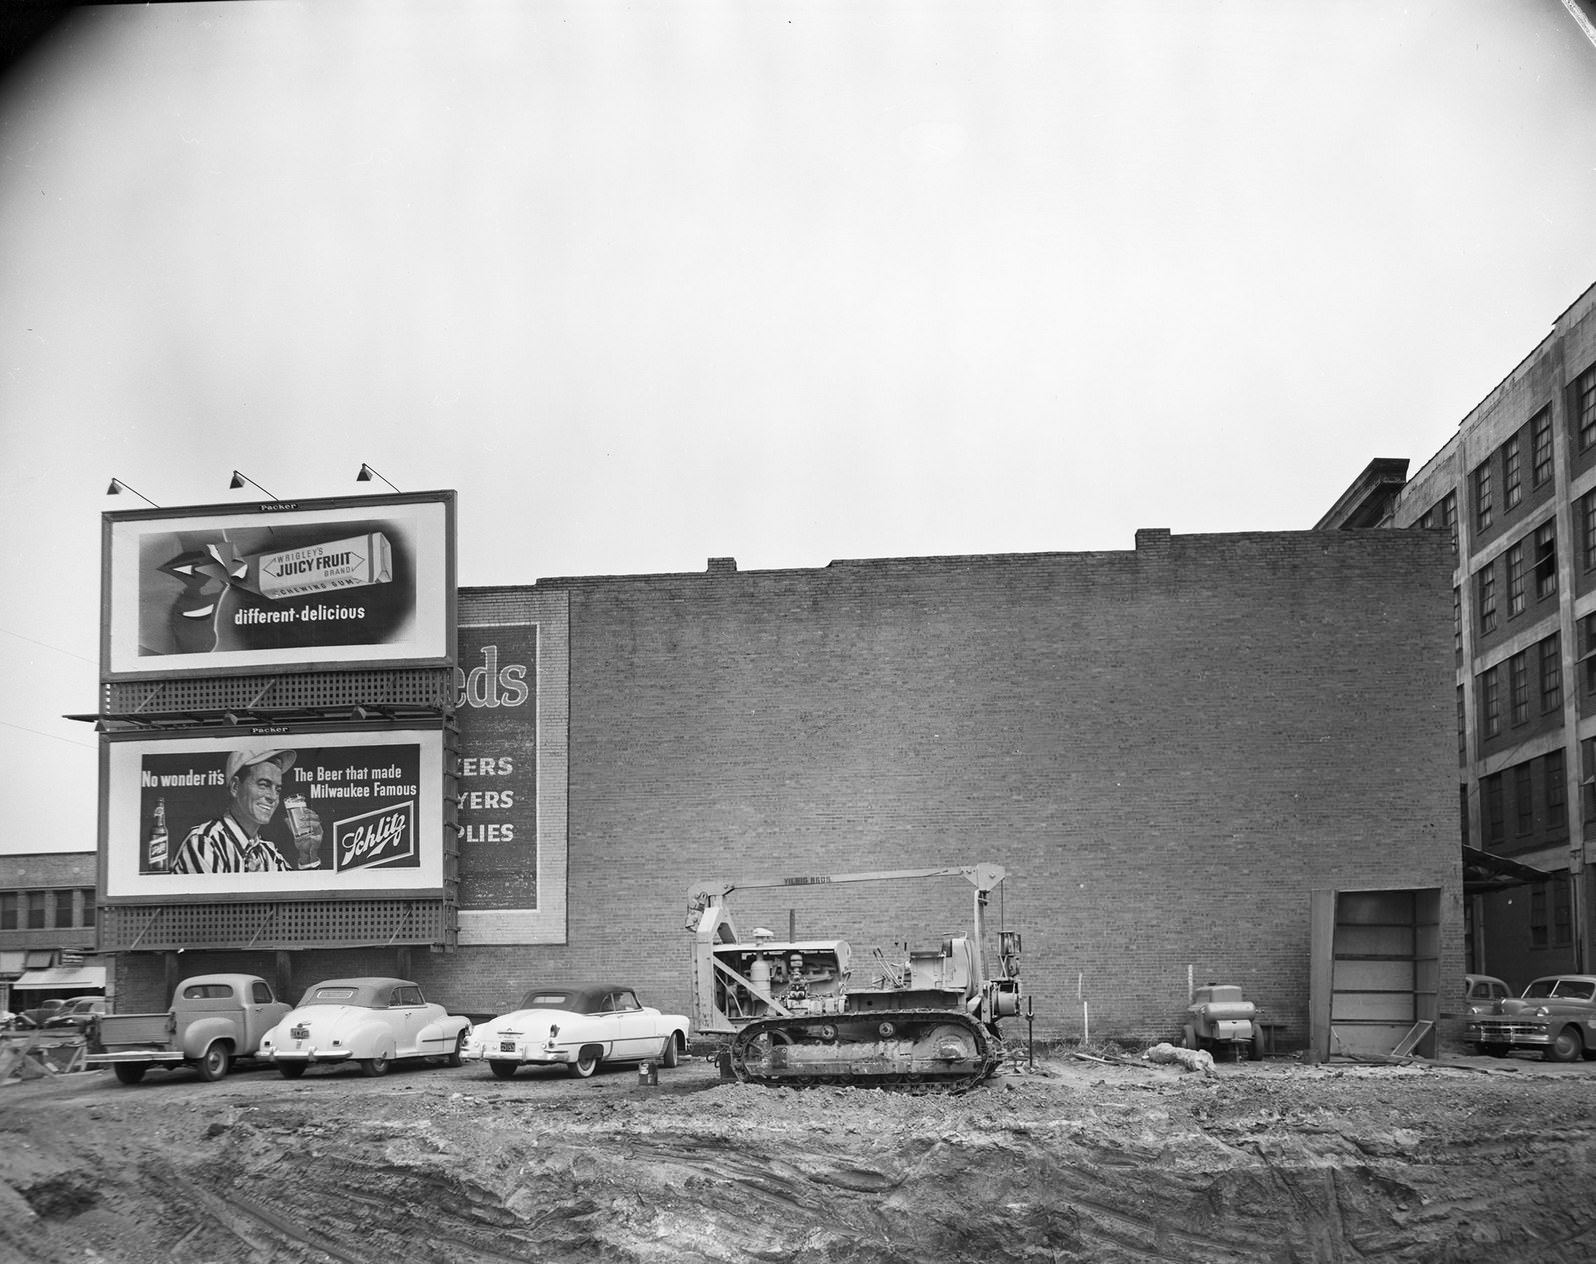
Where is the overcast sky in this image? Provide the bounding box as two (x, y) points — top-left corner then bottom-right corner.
(4, 0), (1596, 858)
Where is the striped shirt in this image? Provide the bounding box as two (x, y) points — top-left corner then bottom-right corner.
(169, 813), (294, 874)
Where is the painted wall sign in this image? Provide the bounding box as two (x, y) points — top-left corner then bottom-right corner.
(453, 626), (538, 910)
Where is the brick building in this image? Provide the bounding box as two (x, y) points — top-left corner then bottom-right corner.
(1319, 280), (1596, 990)
(102, 527), (1460, 1054)
(0, 852), (102, 1016)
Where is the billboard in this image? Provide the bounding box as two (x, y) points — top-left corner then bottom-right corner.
(102, 492), (455, 678)
(102, 724), (448, 901)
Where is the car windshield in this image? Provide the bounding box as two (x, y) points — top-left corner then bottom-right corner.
(1551, 980), (1595, 1001)
(1523, 980), (1556, 999)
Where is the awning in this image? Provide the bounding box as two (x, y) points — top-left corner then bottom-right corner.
(0, 950), (25, 979)
(1463, 845), (1553, 896)
(11, 966), (107, 991)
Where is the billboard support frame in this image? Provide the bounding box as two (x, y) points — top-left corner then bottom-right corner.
(93, 491), (461, 956)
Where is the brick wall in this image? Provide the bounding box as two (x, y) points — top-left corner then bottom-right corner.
(112, 528), (1461, 1050)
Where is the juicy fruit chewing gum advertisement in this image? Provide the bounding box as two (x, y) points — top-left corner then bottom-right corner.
(245, 533), (393, 600)
(170, 532), (394, 617)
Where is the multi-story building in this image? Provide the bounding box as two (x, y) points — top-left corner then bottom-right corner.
(0, 852), (104, 1016)
(1319, 281), (1596, 988)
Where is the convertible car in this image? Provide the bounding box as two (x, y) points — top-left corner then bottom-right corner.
(463, 984), (690, 1079)
(259, 977), (472, 1078)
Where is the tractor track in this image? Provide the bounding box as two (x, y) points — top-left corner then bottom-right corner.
(4, 1053), (1596, 1262)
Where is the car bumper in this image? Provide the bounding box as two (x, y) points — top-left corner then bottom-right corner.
(465, 1042), (570, 1065)
(266, 1048), (355, 1064)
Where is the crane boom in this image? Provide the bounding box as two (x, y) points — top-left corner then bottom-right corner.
(688, 863), (1006, 904)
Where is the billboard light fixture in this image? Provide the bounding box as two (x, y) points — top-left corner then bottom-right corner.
(356, 463), (401, 493)
(106, 477), (159, 507)
(228, 470), (280, 500)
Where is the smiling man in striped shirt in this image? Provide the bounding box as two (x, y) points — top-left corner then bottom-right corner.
(169, 749), (320, 873)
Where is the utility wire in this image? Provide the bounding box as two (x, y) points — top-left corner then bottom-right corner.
(0, 716), (96, 750)
(0, 624), (97, 666)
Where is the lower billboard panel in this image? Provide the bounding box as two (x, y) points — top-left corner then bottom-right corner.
(102, 725), (447, 901)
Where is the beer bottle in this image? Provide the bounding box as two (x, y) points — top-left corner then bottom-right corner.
(147, 797), (169, 873)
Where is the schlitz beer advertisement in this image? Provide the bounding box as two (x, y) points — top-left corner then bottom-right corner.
(102, 492), (454, 677)
(102, 727), (446, 900)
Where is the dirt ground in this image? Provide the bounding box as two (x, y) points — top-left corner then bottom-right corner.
(2, 1043), (1594, 1264)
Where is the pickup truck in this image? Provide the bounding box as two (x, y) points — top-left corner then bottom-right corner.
(1467, 973), (1596, 1062)
(87, 973), (291, 1084)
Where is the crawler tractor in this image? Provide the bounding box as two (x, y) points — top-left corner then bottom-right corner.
(685, 864), (1022, 1090)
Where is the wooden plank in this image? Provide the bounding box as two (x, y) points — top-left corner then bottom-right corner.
(1334, 959), (1416, 991)
(1333, 925), (1416, 956)
(1335, 890), (1415, 925)
(1391, 1020), (1433, 1057)
(1330, 1021), (1415, 1058)
(1331, 992), (1417, 1022)
(1309, 891), (1337, 1062)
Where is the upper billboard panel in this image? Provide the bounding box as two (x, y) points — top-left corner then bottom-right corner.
(103, 492), (455, 679)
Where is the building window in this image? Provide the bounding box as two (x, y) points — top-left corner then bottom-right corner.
(1442, 491), (1458, 556)
(1482, 665), (1503, 738)
(27, 891), (46, 930)
(1547, 749), (1566, 813)
(1477, 563), (1497, 634)
(1510, 651), (1530, 725)
(1457, 685), (1467, 754)
(1503, 435), (1522, 510)
(51, 890), (71, 929)
(1474, 461), (1494, 531)
(1584, 614), (1596, 697)
(1514, 762), (1534, 835)
(1583, 493), (1596, 573)
(1484, 772), (1506, 843)
(1506, 543), (1525, 617)
(0, 892), (16, 931)
(1577, 362), (1596, 451)
(1460, 783), (1470, 845)
(1583, 738), (1596, 822)
(81, 889), (95, 928)
(1531, 880), (1574, 949)
(1532, 408), (1553, 486)
(1541, 633), (1562, 713)
(1453, 586), (1462, 656)
(1534, 522), (1557, 598)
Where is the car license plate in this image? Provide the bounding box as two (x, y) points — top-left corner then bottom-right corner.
(499, 1040), (516, 1053)
(291, 1025), (309, 1040)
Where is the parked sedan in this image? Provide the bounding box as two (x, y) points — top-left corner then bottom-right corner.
(463, 984), (690, 1080)
(1467, 974), (1596, 1062)
(41, 996), (109, 1031)
(258, 977), (472, 1078)
(1464, 974), (1511, 1015)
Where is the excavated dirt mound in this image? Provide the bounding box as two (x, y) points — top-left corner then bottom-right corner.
(3, 1050), (1594, 1263)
